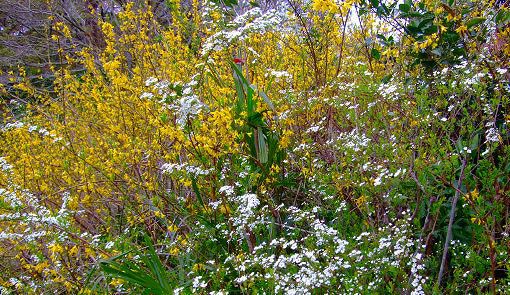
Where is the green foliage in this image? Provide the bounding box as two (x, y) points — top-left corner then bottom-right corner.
(97, 234), (175, 294)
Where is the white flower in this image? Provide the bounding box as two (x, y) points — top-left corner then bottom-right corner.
(3, 121), (24, 130)
(219, 185), (235, 196)
(140, 92), (154, 99)
(239, 193), (259, 212)
(268, 69), (293, 82)
(496, 68), (508, 75)
(307, 126), (320, 133)
(201, 8), (286, 55)
(0, 157), (13, 171)
(485, 126), (500, 143)
(172, 94), (204, 127)
(145, 77), (158, 87)
(235, 275), (248, 284)
(192, 276), (207, 289)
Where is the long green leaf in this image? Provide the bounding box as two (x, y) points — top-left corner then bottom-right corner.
(257, 127), (268, 163)
(230, 61), (256, 116)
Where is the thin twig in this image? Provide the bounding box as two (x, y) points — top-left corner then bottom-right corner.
(437, 157), (468, 286)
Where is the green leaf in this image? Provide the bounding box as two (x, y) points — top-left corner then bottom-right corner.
(376, 34), (387, 42)
(399, 3), (411, 13)
(371, 48), (381, 60)
(381, 74), (392, 84)
(100, 261), (162, 293)
(359, 7), (369, 16)
(191, 176), (205, 209)
(230, 61), (256, 116)
(257, 127), (268, 164)
(160, 113), (168, 123)
(470, 132), (480, 151)
(423, 25), (438, 36)
(418, 15), (435, 30)
(143, 235), (171, 292)
(466, 17), (486, 29)
(206, 63), (225, 87)
(226, 0), (239, 7)
(98, 235), (173, 294)
(431, 48), (442, 56)
(212, 0), (238, 7)
(251, 84), (275, 111)
(259, 90), (275, 111)
(495, 10), (510, 27)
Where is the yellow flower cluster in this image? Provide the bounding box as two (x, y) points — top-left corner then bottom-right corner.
(312, 0), (358, 15)
(414, 33), (439, 51)
(312, 0), (339, 13)
(195, 108), (239, 159)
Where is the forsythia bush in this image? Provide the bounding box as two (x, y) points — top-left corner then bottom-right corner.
(0, 0), (509, 293)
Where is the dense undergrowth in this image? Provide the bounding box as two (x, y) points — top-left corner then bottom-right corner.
(0, 0), (509, 293)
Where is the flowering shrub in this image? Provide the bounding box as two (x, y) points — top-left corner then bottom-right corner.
(0, 0), (509, 293)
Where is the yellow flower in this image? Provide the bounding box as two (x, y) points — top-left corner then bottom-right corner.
(192, 263), (205, 272)
(279, 129), (293, 149)
(455, 25), (468, 35)
(34, 261), (50, 273)
(219, 204), (232, 215)
(169, 246), (180, 256)
(355, 195), (367, 207)
(471, 188), (479, 199)
(69, 245), (79, 256)
(178, 235), (188, 246)
(312, 0), (339, 13)
(167, 223), (179, 232)
(154, 210), (165, 218)
(446, 14), (460, 22)
(465, 188), (480, 203)
(49, 243), (64, 254)
(110, 278), (124, 287)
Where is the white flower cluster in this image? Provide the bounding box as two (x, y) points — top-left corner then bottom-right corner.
(201, 8), (287, 55)
(485, 122), (500, 143)
(2, 122), (63, 144)
(409, 253), (426, 295)
(335, 129), (371, 153)
(368, 165), (406, 187)
(378, 81), (401, 101)
(2, 121), (24, 130)
(0, 185), (74, 244)
(266, 69), (293, 83)
(192, 276), (208, 291)
(0, 157), (13, 172)
(161, 163), (212, 176)
(230, 193), (260, 230)
(172, 94), (204, 127)
(0, 158), (76, 248)
(188, 203), (420, 294)
(218, 185), (235, 196)
(143, 76), (205, 127)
